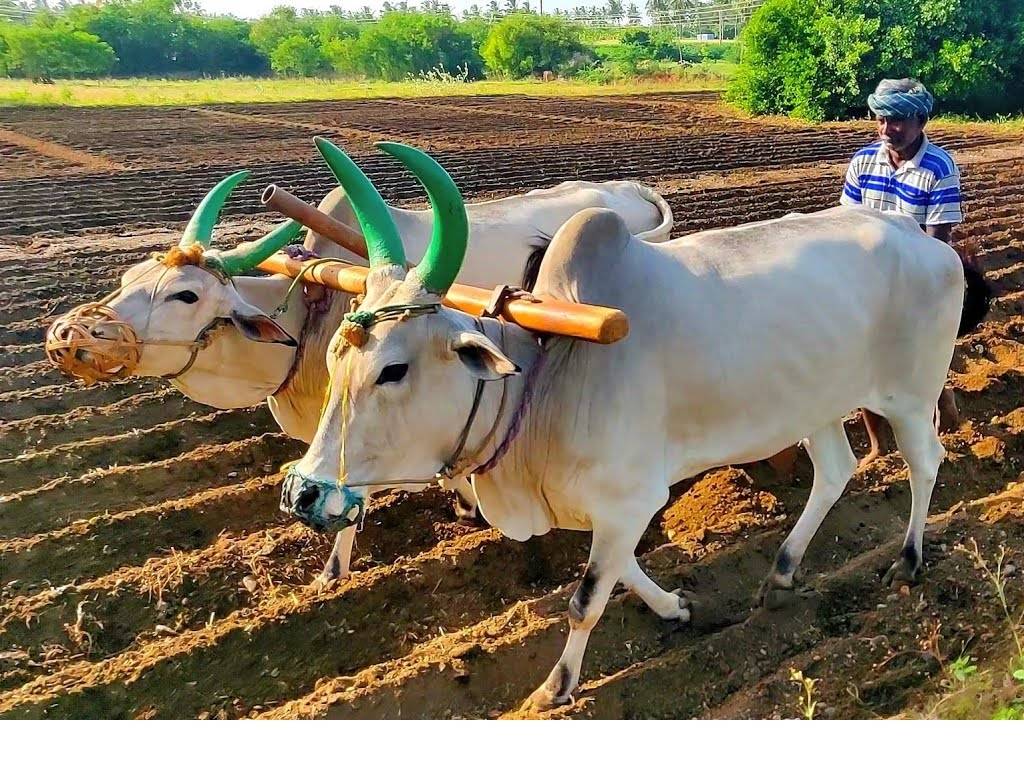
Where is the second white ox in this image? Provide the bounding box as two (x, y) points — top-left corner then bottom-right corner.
(282, 142), (987, 711)
(74, 137), (672, 583)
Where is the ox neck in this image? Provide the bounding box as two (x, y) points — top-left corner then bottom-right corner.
(450, 317), (544, 479)
(173, 275), (306, 410)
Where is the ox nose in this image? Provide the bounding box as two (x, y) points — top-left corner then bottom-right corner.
(295, 484), (320, 519)
(281, 470), (365, 533)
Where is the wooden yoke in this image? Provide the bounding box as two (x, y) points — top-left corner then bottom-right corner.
(259, 185), (629, 345)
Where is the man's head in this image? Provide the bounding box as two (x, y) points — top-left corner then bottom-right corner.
(868, 78), (934, 155)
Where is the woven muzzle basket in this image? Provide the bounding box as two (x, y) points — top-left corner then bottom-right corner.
(45, 303), (142, 385)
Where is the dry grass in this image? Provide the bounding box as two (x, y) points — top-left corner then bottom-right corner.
(0, 75), (726, 108)
(908, 537), (1024, 719)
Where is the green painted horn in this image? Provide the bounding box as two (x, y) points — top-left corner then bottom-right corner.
(376, 142), (468, 295)
(207, 218), (304, 276)
(314, 136), (405, 270)
(180, 170), (251, 248)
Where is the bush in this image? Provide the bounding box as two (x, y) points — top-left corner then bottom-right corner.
(331, 12), (482, 81)
(728, 0), (1024, 120)
(481, 13), (587, 78)
(3, 25), (116, 79)
(270, 34), (329, 77)
(700, 41), (738, 62)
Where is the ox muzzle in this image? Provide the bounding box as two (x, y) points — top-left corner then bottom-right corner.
(45, 304), (143, 385)
(281, 468), (366, 533)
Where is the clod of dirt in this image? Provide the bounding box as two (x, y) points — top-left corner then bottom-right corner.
(660, 467), (782, 552)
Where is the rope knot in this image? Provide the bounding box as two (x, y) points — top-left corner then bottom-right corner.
(339, 310), (376, 348)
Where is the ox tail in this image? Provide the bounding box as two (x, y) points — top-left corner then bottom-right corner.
(520, 234), (552, 292)
(632, 182), (674, 243)
(956, 238), (992, 337)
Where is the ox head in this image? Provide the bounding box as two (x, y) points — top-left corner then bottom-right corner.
(281, 139), (520, 532)
(47, 172), (302, 385)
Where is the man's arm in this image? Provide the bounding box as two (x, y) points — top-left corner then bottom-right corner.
(925, 163), (963, 240)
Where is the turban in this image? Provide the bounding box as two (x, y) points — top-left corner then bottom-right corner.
(867, 79), (934, 118)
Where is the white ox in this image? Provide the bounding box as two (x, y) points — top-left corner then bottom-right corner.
(282, 142), (987, 711)
(66, 138), (672, 583)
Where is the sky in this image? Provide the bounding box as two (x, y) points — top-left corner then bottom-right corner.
(198, 0), (588, 19)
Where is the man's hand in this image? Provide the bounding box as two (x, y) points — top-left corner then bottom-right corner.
(926, 223), (953, 243)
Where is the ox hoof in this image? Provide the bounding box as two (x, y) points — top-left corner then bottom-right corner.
(882, 558), (919, 588)
(755, 572), (792, 609)
(760, 586), (798, 611)
(664, 588), (693, 623)
(313, 569), (351, 590)
(521, 684), (571, 714)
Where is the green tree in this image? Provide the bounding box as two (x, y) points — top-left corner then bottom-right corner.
(332, 11), (482, 80)
(481, 13), (587, 78)
(250, 5), (312, 57)
(270, 33), (328, 76)
(180, 16), (267, 76)
(0, 24), (11, 76)
(66, 0), (185, 76)
(3, 24), (116, 79)
(729, 0), (1024, 120)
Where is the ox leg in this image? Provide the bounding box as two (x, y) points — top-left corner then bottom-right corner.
(883, 409), (945, 586)
(758, 420), (857, 609)
(620, 558), (691, 620)
(522, 521), (640, 712)
(316, 527), (356, 586)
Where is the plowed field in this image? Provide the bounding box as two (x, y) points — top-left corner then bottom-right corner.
(1, 92), (1023, 720)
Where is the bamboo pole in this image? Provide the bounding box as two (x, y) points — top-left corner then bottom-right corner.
(261, 184), (368, 260)
(258, 253), (628, 344)
(258, 185), (629, 344)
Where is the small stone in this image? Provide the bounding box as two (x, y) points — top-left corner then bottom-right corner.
(227, 471), (238, 479)
(886, 593), (900, 603)
(1003, 563), (1016, 577)
(243, 576), (258, 593)
(899, 585), (911, 597)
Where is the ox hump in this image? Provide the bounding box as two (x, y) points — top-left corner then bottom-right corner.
(536, 208), (633, 298)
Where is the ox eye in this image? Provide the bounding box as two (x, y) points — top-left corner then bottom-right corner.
(376, 363), (408, 385)
(167, 290), (199, 304)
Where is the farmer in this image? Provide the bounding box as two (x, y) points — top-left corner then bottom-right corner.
(840, 78), (962, 242)
(841, 77), (965, 457)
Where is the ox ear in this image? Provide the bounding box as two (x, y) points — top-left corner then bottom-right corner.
(451, 330), (520, 381)
(227, 296), (297, 347)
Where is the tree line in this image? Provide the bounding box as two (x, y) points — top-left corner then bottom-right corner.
(0, 0), (744, 81)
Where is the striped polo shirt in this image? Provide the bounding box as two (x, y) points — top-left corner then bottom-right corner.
(839, 136), (963, 226)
